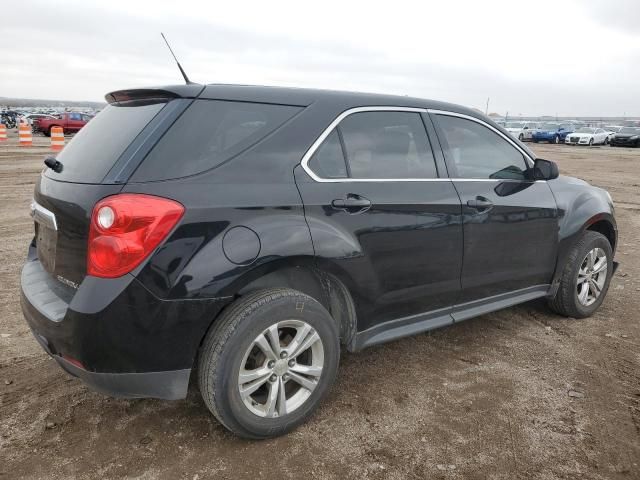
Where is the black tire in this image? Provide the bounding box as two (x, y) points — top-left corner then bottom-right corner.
(197, 288), (340, 439)
(553, 135), (560, 144)
(518, 133), (524, 141)
(548, 231), (613, 318)
(588, 138), (593, 146)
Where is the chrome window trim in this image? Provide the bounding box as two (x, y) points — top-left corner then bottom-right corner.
(300, 106), (538, 183)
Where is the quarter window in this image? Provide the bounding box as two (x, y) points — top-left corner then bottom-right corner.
(132, 100), (301, 181)
(308, 111), (438, 180)
(435, 115), (530, 181)
(308, 130), (347, 178)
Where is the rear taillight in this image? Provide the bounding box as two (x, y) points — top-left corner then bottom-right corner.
(87, 194), (184, 278)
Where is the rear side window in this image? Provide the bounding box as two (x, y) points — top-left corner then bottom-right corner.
(435, 114), (529, 180)
(308, 111), (438, 180)
(132, 100), (301, 181)
(45, 101), (166, 183)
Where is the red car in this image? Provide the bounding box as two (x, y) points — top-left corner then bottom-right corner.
(34, 112), (92, 136)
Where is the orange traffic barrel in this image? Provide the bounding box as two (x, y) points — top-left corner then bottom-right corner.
(18, 123), (32, 147)
(0, 124), (6, 142)
(50, 126), (65, 151)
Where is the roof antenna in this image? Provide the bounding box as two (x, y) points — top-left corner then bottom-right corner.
(161, 32), (195, 85)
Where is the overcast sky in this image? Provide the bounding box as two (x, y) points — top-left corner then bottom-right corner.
(2, 0), (639, 116)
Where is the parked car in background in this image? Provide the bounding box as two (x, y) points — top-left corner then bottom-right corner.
(609, 127), (640, 147)
(603, 126), (624, 143)
(505, 121), (539, 141)
(532, 123), (574, 144)
(565, 127), (610, 146)
(33, 112), (92, 136)
(21, 83), (618, 439)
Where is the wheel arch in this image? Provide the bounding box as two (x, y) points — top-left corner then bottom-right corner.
(586, 217), (617, 251)
(207, 257), (359, 352)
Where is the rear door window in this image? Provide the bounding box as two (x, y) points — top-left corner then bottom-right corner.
(131, 100), (301, 181)
(307, 111), (438, 180)
(340, 111), (438, 179)
(45, 101), (166, 183)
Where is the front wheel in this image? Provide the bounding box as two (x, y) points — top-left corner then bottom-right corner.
(518, 133), (524, 141)
(552, 135), (560, 144)
(198, 288), (340, 439)
(548, 231), (613, 318)
(589, 138), (594, 146)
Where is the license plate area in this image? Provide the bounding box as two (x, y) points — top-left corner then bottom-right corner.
(31, 201), (58, 274)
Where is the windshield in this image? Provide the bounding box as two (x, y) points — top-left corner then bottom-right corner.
(506, 122), (524, 128)
(620, 127), (640, 134)
(575, 127), (596, 133)
(541, 123), (559, 130)
(45, 100), (166, 183)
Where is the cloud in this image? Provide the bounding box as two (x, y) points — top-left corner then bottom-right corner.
(1, 0), (639, 116)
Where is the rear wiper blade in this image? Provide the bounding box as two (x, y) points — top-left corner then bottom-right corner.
(44, 156), (63, 173)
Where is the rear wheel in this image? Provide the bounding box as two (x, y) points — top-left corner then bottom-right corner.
(548, 231), (613, 318)
(552, 135), (560, 144)
(198, 288), (340, 439)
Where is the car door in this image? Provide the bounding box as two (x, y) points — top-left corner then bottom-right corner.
(594, 128), (605, 144)
(295, 108), (463, 332)
(430, 111), (559, 304)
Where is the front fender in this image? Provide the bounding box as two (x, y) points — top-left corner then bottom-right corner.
(548, 176), (617, 291)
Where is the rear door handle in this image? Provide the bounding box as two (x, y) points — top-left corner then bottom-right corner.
(331, 195), (372, 213)
(467, 197), (494, 211)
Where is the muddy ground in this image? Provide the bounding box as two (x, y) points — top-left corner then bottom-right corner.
(1, 132), (639, 480)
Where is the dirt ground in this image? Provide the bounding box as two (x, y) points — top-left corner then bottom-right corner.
(1, 131), (639, 480)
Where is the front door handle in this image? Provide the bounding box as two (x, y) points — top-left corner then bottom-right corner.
(467, 197), (494, 211)
(331, 195), (372, 213)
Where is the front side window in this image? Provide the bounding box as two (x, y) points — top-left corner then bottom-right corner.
(435, 114), (530, 181)
(308, 111), (438, 180)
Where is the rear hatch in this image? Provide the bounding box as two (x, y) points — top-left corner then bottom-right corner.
(32, 87), (199, 286)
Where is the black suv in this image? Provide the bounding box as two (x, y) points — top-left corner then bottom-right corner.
(21, 84), (617, 438)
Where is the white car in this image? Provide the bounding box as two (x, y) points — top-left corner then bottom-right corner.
(565, 127), (609, 146)
(505, 121), (540, 141)
(603, 125), (624, 142)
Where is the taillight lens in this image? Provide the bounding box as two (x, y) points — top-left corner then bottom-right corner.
(87, 194), (184, 278)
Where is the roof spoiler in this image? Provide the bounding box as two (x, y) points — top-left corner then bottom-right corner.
(105, 85), (204, 104)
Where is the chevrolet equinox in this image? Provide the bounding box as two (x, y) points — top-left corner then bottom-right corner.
(21, 84), (618, 438)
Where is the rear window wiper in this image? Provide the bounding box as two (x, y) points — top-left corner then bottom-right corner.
(44, 156), (63, 173)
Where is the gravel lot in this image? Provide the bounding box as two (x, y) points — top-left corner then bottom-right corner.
(1, 133), (639, 480)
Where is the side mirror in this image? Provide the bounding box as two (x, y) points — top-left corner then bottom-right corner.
(532, 158), (559, 180)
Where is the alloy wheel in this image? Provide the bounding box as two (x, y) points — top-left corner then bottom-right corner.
(238, 320), (324, 418)
(576, 248), (607, 306)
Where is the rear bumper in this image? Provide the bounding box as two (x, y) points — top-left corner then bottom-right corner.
(20, 253), (229, 400)
(30, 330), (190, 399)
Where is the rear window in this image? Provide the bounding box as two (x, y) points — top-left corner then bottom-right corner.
(45, 101), (165, 183)
(131, 100), (301, 182)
